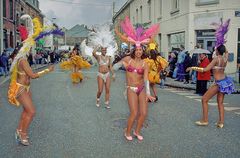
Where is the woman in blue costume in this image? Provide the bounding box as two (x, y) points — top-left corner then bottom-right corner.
(187, 19), (234, 128)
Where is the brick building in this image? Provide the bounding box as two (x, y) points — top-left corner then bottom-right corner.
(2, 0), (15, 49)
(2, 0), (43, 50)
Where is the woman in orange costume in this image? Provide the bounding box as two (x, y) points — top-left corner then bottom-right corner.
(144, 43), (168, 102)
(60, 48), (91, 83)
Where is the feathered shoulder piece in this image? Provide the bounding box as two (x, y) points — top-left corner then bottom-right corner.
(84, 24), (117, 57)
(116, 16), (159, 47)
(212, 19), (230, 47)
(10, 14), (64, 72)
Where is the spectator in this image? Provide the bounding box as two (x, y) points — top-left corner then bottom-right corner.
(183, 51), (192, 84)
(0, 51), (9, 76)
(196, 53), (211, 95)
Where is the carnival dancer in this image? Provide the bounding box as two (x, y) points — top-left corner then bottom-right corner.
(8, 15), (64, 145)
(187, 19), (234, 128)
(81, 24), (117, 109)
(60, 47), (91, 83)
(113, 17), (158, 141)
(144, 43), (168, 102)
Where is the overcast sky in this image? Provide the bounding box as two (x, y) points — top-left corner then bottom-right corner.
(38, 0), (127, 29)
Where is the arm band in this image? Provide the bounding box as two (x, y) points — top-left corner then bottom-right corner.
(113, 62), (123, 71)
(145, 80), (150, 95)
(37, 68), (50, 77)
(191, 67), (204, 72)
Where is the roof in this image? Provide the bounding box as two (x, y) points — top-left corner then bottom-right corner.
(66, 24), (90, 38)
(112, 0), (133, 21)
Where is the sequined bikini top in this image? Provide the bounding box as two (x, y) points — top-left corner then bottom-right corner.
(126, 59), (144, 75)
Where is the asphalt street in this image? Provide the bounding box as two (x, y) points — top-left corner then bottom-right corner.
(0, 65), (240, 158)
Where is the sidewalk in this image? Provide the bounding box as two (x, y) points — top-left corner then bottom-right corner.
(165, 77), (240, 94)
(0, 64), (48, 86)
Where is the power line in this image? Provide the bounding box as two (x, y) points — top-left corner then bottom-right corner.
(48, 0), (121, 7)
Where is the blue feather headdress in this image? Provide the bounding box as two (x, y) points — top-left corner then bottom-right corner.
(34, 28), (64, 41)
(212, 19), (230, 48)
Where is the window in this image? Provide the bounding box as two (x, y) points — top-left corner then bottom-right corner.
(158, 34), (162, 52)
(10, 32), (13, 47)
(196, 0), (219, 6)
(37, 0), (39, 8)
(171, 0), (179, 15)
(159, 0), (162, 17)
(3, 0), (6, 17)
(140, 6), (143, 23)
(3, 29), (8, 49)
(172, 0), (179, 10)
(238, 29), (240, 64)
(168, 32), (185, 50)
(136, 9), (138, 23)
(9, 0), (14, 20)
(148, 0), (151, 21)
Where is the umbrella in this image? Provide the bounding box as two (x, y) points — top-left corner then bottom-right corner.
(190, 48), (211, 54)
(4, 48), (14, 57)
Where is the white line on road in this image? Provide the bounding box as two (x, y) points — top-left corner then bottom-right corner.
(185, 96), (202, 99)
(194, 99), (202, 102)
(224, 107), (240, 111)
(235, 112), (240, 115)
(175, 93), (196, 96)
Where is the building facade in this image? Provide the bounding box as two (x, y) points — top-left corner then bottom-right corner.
(114, 0), (240, 75)
(2, 0), (15, 50)
(112, 0), (131, 47)
(1, 0), (43, 52)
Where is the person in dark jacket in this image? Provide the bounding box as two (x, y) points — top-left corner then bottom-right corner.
(183, 51), (192, 84)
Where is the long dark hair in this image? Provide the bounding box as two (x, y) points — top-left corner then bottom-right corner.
(130, 44), (147, 59)
(149, 49), (160, 68)
(216, 44), (226, 55)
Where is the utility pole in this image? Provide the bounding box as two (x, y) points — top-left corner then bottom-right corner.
(0, 0), (3, 54)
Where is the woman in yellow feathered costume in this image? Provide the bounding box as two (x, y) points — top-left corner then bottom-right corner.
(60, 48), (91, 83)
(8, 15), (58, 146)
(144, 43), (168, 102)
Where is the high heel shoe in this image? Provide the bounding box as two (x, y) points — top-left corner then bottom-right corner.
(124, 133), (133, 141)
(105, 101), (110, 109)
(96, 98), (100, 107)
(124, 128), (133, 141)
(133, 131), (143, 141)
(15, 129), (20, 142)
(195, 121), (209, 126)
(18, 132), (30, 146)
(215, 122), (224, 128)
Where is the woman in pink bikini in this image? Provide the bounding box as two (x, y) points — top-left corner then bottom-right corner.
(114, 17), (159, 141)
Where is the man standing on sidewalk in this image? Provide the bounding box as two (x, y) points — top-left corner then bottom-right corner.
(196, 53), (211, 95)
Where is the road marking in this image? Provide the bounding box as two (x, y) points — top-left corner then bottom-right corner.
(194, 99), (202, 102)
(235, 112), (240, 115)
(208, 102), (229, 106)
(224, 107), (240, 111)
(185, 96), (202, 99)
(175, 92), (196, 96)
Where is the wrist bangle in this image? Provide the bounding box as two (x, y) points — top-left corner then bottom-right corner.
(37, 68), (50, 77)
(191, 67), (204, 72)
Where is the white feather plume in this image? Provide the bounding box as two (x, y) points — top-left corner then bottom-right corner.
(10, 15), (34, 72)
(20, 14), (34, 36)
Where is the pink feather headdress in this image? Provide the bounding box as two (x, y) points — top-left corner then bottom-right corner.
(116, 16), (159, 47)
(212, 18), (230, 48)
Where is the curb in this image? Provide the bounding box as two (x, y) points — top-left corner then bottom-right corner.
(0, 65), (49, 86)
(164, 83), (196, 91)
(164, 83), (240, 94)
